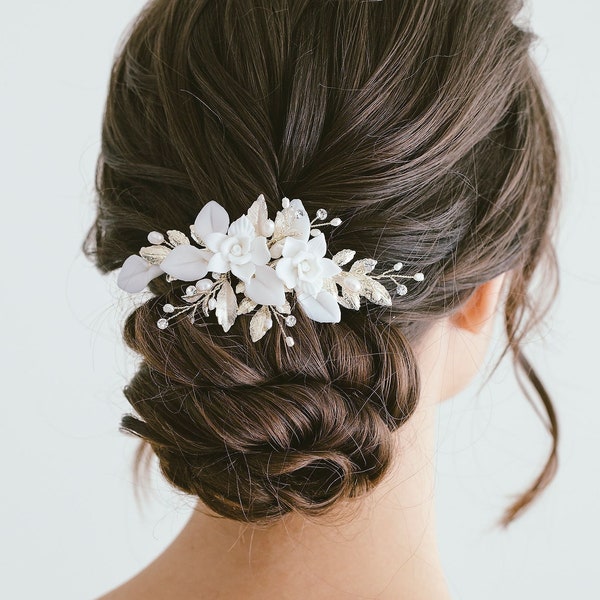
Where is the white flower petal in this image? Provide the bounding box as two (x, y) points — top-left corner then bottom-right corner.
(231, 261), (256, 282)
(117, 255), (163, 293)
(288, 199), (311, 241)
(194, 200), (230, 240)
(245, 265), (286, 306)
(251, 236), (270, 265)
(307, 232), (326, 258)
(320, 257), (342, 278)
(247, 194), (271, 237)
(203, 231), (227, 253)
(206, 252), (230, 273)
(281, 236), (307, 258)
(275, 257), (297, 289)
(297, 289), (341, 323)
(228, 214), (256, 238)
(161, 245), (212, 281)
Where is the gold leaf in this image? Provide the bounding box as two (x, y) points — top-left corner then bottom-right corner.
(249, 305), (272, 342)
(332, 249), (356, 266)
(349, 258), (377, 276)
(215, 280), (238, 332)
(359, 276), (392, 306)
(139, 245), (170, 265)
(237, 297), (257, 315)
(167, 229), (190, 246)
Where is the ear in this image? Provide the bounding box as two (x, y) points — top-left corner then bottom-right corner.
(450, 272), (508, 334)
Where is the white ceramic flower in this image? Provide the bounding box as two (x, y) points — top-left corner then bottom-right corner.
(117, 255), (163, 293)
(275, 232), (342, 322)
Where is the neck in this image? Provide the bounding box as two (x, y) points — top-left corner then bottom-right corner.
(146, 390), (450, 600)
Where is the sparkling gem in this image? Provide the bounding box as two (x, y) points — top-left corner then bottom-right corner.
(285, 336), (295, 347)
(393, 262), (403, 271)
(396, 284), (408, 295)
(282, 197), (290, 208)
(285, 315), (297, 327)
(186, 286), (197, 296)
(413, 272), (424, 281)
(208, 298), (217, 310)
(147, 231), (164, 245)
(331, 218), (342, 226)
(295, 209), (305, 219)
(163, 304), (175, 313)
(316, 208), (328, 220)
(157, 318), (169, 329)
(195, 279), (213, 292)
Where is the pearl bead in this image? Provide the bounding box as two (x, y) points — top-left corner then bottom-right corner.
(285, 315), (297, 326)
(186, 286), (197, 296)
(396, 284), (408, 295)
(331, 218), (342, 226)
(285, 336), (295, 347)
(310, 228), (321, 237)
(163, 304), (175, 313)
(264, 220), (275, 236)
(208, 298), (217, 310)
(157, 318), (169, 329)
(393, 262), (403, 271)
(195, 279), (213, 292)
(147, 231), (164, 245)
(282, 197), (290, 208)
(316, 208), (328, 220)
(212, 272), (220, 279)
(345, 275), (361, 292)
(265, 318), (273, 329)
(413, 272), (424, 281)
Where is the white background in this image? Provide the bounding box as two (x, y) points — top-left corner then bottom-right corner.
(1, 1), (598, 598)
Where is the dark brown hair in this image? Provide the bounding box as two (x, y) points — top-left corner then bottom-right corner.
(86, 0), (560, 527)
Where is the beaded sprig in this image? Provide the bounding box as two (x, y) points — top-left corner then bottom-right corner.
(117, 194), (425, 347)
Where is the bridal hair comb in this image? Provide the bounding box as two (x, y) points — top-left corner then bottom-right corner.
(117, 194), (425, 347)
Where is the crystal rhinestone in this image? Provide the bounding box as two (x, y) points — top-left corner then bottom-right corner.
(316, 208), (328, 220)
(413, 272), (425, 281)
(186, 286), (197, 296)
(163, 304), (175, 313)
(396, 284), (408, 295)
(331, 217), (342, 226)
(295, 209), (305, 219)
(285, 336), (295, 347)
(393, 262), (403, 271)
(195, 279), (213, 292)
(157, 318), (169, 329)
(285, 315), (297, 327)
(147, 231), (164, 245)
(282, 197), (290, 208)
(208, 298), (217, 310)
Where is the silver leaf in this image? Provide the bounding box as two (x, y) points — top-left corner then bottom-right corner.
(249, 305), (271, 342)
(235, 281), (246, 294)
(359, 276), (392, 306)
(275, 299), (291, 314)
(167, 229), (190, 246)
(332, 249), (356, 266)
(350, 258), (377, 276)
(339, 287), (361, 310)
(139, 245), (170, 265)
(237, 297), (257, 315)
(189, 224), (203, 245)
(321, 277), (338, 297)
(215, 280), (238, 332)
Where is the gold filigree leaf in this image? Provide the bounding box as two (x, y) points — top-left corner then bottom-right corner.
(215, 280), (238, 332)
(167, 230), (190, 246)
(249, 305), (271, 342)
(237, 297), (257, 315)
(332, 249), (356, 266)
(359, 276), (392, 306)
(139, 245), (170, 265)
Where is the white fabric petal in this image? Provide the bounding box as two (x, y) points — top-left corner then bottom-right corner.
(117, 255), (163, 293)
(297, 289), (341, 323)
(194, 200), (229, 240)
(160, 245), (211, 281)
(231, 260), (256, 282)
(203, 231), (227, 253)
(320, 257), (342, 278)
(307, 232), (327, 258)
(275, 257), (297, 289)
(206, 252), (230, 273)
(281, 236), (307, 258)
(245, 265), (286, 306)
(250, 236), (270, 265)
(228, 214), (256, 238)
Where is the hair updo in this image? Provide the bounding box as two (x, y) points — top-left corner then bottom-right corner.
(86, 0), (560, 526)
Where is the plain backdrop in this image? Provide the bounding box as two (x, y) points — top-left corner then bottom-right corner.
(1, 1), (598, 599)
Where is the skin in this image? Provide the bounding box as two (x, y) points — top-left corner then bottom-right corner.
(100, 272), (508, 600)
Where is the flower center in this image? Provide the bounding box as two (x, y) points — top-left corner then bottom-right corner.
(300, 260), (311, 272)
(231, 243), (242, 256)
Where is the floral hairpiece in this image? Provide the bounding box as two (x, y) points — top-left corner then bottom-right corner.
(117, 194), (425, 347)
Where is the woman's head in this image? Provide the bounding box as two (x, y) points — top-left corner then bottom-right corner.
(86, 0), (560, 526)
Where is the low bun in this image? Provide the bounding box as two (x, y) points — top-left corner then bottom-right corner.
(121, 296), (420, 524)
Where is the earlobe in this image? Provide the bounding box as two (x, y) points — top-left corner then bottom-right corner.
(450, 272), (508, 334)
